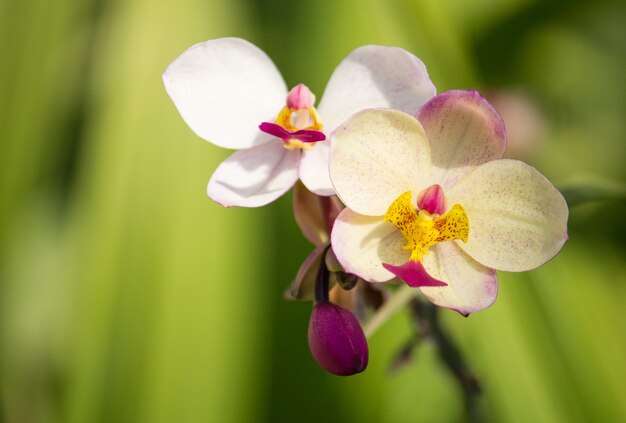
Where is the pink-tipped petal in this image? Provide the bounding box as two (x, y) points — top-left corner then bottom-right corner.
(163, 38), (287, 149)
(417, 184), (446, 215)
(207, 141), (300, 207)
(287, 83), (316, 110)
(330, 109), (432, 216)
(318, 45), (436, 133)
(331, 208), (408, 283)
(421, 242), (498, 316)
(299, 141), (334, 196)
(417, 90), (506, 190)
(448, 159), (569, 272)
(383, 260), (447, 287)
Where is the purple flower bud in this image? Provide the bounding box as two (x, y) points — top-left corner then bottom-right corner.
(308, 302), (369, 376)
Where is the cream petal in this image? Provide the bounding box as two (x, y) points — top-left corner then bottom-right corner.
(318, 45), (436, 133)
(421, 242), (498, 316)
(330, 109), (432, 216)
(207, 141), (300, 207)
(299, 141), (334, 196)
(330, 208), (408, 283)
(163, 38), (287, 149)
(417, 90), (506, 190)
(448, 159), (569, 271)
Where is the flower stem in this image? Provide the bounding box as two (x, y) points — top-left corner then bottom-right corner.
(409, 297), (483, 422)
(364, 284), (416, 338)
(314, 245), (331, 304)
(363, 283), (483, 421)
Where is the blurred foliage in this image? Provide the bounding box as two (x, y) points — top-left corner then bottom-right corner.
(0, 0), (624, 422)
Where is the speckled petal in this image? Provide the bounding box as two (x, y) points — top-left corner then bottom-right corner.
(318, 45), (436, 133)
(417, 90), (506, 190)
(331, 208), (408, 283)
(421, 242), (498, 315)
(207, 141), (300, 207)
(448, 159), (569, 271)
(330, 109), (432, 216)
(163, 38), (287, 149)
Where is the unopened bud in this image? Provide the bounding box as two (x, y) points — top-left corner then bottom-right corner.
(308, 302), (369, 376)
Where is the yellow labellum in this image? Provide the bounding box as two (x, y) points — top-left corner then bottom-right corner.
(275, 106), (323, 150)
(384, 191), (469, 262)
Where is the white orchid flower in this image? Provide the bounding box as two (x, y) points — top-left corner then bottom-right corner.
(163, 37), (436, 207)
(329, 91), (569, 315)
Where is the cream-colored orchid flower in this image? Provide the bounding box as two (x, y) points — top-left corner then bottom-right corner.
(163, 38), (436, 207)
(329, 91), (569, 315)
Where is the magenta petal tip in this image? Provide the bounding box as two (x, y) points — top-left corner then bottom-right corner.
(259, 122), (325, 143)
(259, 122), (290, 139)
(383, 260), (447, 287)
(308, 302), (369, 376)
(292, 129), (326, 143)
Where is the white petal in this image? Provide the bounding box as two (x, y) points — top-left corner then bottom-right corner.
(417, 90), (506, 190)
(163, 38), (287, 149)
(318, 45), (436, 133)
(421, 242), (498, 315)
(448, 159), (569, 271)
(299, 141), (334, 196)
(207, 141), (300, 207)
(330, 208), (408, 283)
(330, 109), (432, 216)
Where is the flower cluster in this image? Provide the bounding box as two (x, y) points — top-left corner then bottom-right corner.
(163, 38), (568, 376)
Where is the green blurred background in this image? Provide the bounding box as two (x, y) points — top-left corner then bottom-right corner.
(1, 0), (625, 422)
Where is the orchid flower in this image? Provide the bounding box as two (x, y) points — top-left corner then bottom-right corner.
(162, 37), (436, 207)
(329, 91), (569, 316)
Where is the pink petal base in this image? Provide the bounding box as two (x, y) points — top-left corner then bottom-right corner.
(383, 260), (447, 287)
(259, 122), (326, 143)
